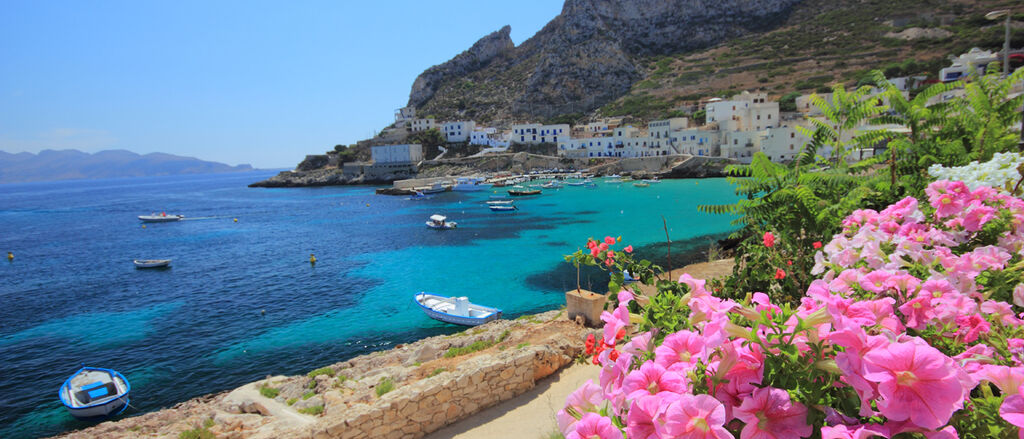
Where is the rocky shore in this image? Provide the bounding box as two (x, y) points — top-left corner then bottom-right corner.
(249, 153), (734, 188)
(51, 310), (592, 439)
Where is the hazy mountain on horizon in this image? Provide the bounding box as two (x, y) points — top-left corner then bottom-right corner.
(0, 149), (254, 184)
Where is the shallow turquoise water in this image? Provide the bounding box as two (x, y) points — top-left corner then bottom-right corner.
(0, 172), (739, 438)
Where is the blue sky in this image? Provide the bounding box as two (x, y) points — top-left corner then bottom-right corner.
(0, 1), (564, 169)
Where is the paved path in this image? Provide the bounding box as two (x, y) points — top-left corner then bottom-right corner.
(423, 363), (601, 439)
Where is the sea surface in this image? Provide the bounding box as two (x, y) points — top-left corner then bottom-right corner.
(0, 171), (740, 438)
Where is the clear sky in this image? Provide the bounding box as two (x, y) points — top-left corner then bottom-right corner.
(0, 1), (564, 169)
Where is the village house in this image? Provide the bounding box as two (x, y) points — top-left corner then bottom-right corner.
(442, 121), (476, 143)
(409, 118), (437, 133)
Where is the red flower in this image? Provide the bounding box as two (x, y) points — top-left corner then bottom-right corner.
(604, 236), (616, 245)
(624, 245), (633, 253)
(775, 268), (786, 280)
(609, 349), (620, 361)
(763, 232), (776, 248)
(585, 333), (596, 354)
(787, 260), (793, 266)
(813, 241), (822, 249)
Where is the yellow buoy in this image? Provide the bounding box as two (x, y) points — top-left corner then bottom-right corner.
(233, 218), (238, 223)
(365, 203), (370, 207)
(142, 225), (147, 229)
(6, 252), (12, 261)
(309, 253), (317, 265)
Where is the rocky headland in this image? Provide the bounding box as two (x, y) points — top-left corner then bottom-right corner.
(51, 311), (592, 439)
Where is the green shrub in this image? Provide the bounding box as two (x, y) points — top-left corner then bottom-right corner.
(286, 398), (297, 406)
(307, 367), (334, 379)
(376, 377), (395, 397)
(302, 391), (316, 400)
(258, 385), (279, 399)
(517, 343), (530, 349)
(178, 425), (215, 439)
(429, 368), (447, 377)
(298, 405), (324, 415)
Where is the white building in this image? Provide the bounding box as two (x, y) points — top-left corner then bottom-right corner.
(394, 107), (416, 124)
(442, 121), (476, 143)
(706, 92), (779, 132)
(671, 129), (719, 157)
(760, 126), (811, 163)
(410, 118), (437, 133)
(372, 144), (423, 164)
(512, 123), (570, 144)
(648, 117), (688, 141)
(940, 48), (999, 82)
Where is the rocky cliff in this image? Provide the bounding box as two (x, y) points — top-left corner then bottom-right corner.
(410, 0), (802, 121)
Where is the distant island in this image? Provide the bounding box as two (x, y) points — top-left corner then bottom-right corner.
(0, 149), (254, 184)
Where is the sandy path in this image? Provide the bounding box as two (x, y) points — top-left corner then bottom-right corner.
(423, 362), (601, 439)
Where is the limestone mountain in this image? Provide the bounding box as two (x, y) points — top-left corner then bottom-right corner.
(409, 0), (1020, 123)
(0, 149), (253, 183)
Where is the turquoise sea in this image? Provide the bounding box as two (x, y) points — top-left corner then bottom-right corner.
(0, 171), (739, 438)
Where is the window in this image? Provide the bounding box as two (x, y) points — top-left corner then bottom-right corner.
(757, 115), (761, 120)
(790, 144), (794, 150)
(768, 114), (772, 119)
(734, 139), (738, 145)
(790, 132), (795, 138)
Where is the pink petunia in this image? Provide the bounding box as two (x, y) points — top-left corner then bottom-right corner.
(566, 412), (623, 439)
(626, 394), (669, 439)
(655, 329), (706, 372)
(557, 380), (605, 436)
(621, 362), (689, 403)
(764, 231), (776, 248)
(1001, 384), (1024, 429)
(734, 386), (812, 439)
(624, 245), (633, 253)
(660, 394), (732, 439)
(862, 341), (967, 430)
(604, 236), (616, 246)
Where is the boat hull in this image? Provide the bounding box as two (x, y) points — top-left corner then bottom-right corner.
(138, 215), (183, 223)
(134, 259), (171, 268)
(508, 190), (541, 196)
(489, 206), (517, 212)
(59, 367), (131, 420)
(414, 293), (501, 326)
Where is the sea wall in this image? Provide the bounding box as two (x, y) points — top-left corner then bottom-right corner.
(52, 310), (592, 439)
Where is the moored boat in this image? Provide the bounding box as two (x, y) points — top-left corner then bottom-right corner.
(486, 200), (514, 205)
(489, 205), (517, 212)
(453, 177), (491, 192)
(508, 187), (541, 196)
(414, 292), (502, 326)
(642, 177), (662, 184)
(58, 366), (131, 420)
(406, 191), (429, 201)
(426, 214), (457, 229)
(133, 259), (171, 268)
(138, 213), (183, 222)
(566, 181), (585, 187)
(419, 183), (447, 194)
(633, 182), (650, 188)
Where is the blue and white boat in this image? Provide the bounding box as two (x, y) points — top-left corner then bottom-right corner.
(453, 177), (491, 192)
(489, 205), (517, 212)
(58, 366), (130, 420)
(414, 292), (502, 326)
(406, 191), (429, 201)
(426, 214), (457, 229)
(485, 199), (514, 205)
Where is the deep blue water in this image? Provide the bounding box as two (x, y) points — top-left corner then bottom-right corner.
(0, 171), (740, 438)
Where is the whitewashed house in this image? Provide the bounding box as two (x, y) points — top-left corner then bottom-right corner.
(442, 121), (475, 143)
(706, 92), (779, 132)
(760, 126), (811, 162)
(671, 129), (720, 157)
(512, 123), (569, 144)
(394, 107), (416, 124)
(939, 48), (999, 82)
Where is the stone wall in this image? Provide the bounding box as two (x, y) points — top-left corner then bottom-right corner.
(312, 340), (575, 439)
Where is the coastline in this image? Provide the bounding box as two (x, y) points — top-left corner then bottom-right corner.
(50, 310), (594, 439)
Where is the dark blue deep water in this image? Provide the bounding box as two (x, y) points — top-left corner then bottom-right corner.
(0, 171), (739, 438)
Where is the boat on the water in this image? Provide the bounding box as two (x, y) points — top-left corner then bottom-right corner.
(420, 183), (447, 194)
(138, 213), (183, 222)
(453, 177), (491, 192)
(133, 259), (171, 268)
(406, 191), (429, 201)
(58, 366), (130, 420)
(486, 200), (514, 205)
(414, 292), (502, 326)
(489, 205), (517, 212)
(426, 214), (457, 229)
(508, 187), (541, 196)
(642, 178), (662, 184)
(605, 179), (623, 184)
(541, 181), (562, 189)
(566, 181), (585, 187)
(633, 182), (650, 188)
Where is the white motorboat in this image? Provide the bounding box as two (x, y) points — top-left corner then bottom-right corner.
(133, 259), (171, 268)
(642, 177), (662, 184)
(426, 214), (457, 229)
(486, 200), (514, 205)
(489, 205), (517, 212)
(414, 292), (502, 326)
(420, 183), (447, 194)
(138, 213), (183, 222)
(453, 177), (491, 192)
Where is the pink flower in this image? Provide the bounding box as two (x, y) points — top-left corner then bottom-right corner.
(601, 303), (630, 346)
(660, 394), (731, 439)
(954, 313), (991, 343)
(604, 236), (616, 246)
(626, 395), (667, 439)
(557, 380), (605, 435)
(566, 412), (623, 439)
(975, 365), (1024, 396)
(1001, 384), (1024, 429)
(813, 241), (823, 249)
(734, 386), (812, 439)
(862, 341), (967, 429)
(624, 245), (633, 253)
(764, 231), (776, 248)
(820, 424), (889, 439)
(621, 362), (688, 403)
(655, 330), (705, 371)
